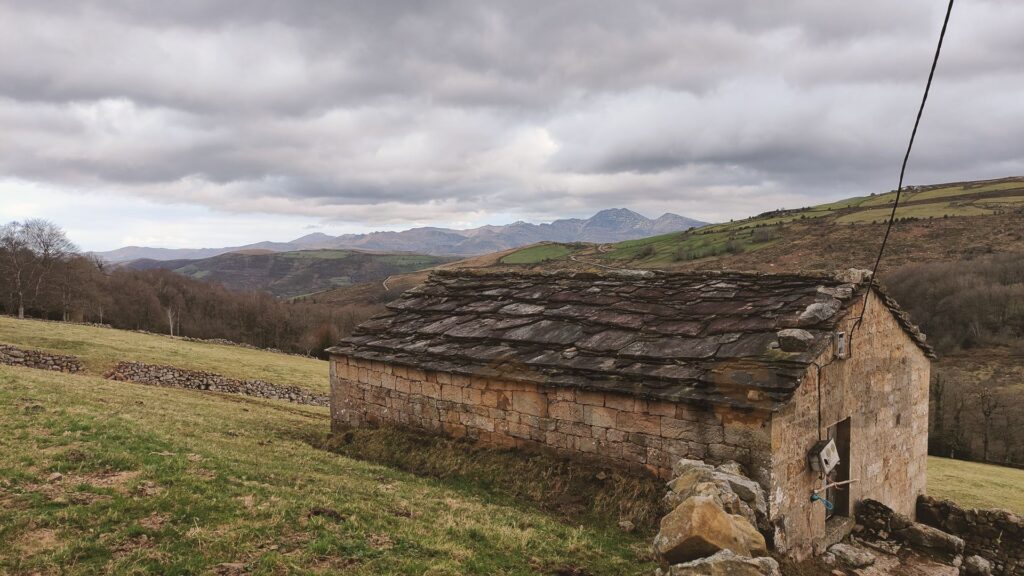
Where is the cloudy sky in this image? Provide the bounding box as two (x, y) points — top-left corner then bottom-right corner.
(1, 0), (1022, 251)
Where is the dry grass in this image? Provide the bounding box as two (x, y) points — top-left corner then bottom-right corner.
(928, 457), (1024, 514)
(0, 364), (654, 575)
(0, 315), (329, 392)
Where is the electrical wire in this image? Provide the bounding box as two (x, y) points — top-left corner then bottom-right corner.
(854, 0), (956, 330)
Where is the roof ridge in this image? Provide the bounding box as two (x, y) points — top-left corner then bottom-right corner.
(431, 267), (864, 284)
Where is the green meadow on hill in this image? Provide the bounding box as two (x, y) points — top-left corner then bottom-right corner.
(0, 316), (329, 393)
(497, 176), (1024, 271)
(2, 318), (1024, 575)
(125, 249), (456, 299)
(0, 365), (656, 575)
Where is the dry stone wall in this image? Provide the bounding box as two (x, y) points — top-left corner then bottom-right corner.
(107, 361), (328, 407)
(0, 343), (84, 373)
(330, 355), (774, 481)
(917, 496), (1024, 576)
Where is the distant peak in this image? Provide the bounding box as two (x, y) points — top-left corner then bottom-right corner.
(592, 208), (646, 218)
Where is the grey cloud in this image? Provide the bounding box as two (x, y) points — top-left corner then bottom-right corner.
(0, 0), (1022, 229)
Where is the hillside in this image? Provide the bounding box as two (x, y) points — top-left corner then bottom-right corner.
(3, 319), (1023, 574)
(0, 367), (653, 575)
(0, 316), (329, 393)
(496, 176), (1024, 273)
(0, 319), (661, 575)
(95, 209), (708, 262)
(123, 249), (455, 298)
(322, 177), (1024, 470)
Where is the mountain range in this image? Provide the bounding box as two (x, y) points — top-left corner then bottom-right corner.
(94, 209), (707, 263)
(125, 250), (455, 298)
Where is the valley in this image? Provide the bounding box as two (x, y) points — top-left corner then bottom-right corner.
(124, 249), (455, 299)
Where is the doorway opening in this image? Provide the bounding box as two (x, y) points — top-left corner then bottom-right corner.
(826, 417), (851, 518)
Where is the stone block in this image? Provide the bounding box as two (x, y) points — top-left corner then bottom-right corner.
(584, 405), (618, 428)
(444, 383), (468, 401)
(604, 394), (636, 412)
(576, 436), (597, 453)
(618, 411), (661, 435)
(653, 496), (767, 564)
(661, 550), (780, 576)
(662, 417), (697, 440)
(549, 401), (583, 422)
(421, 382), (441, 398)
(644, 400), (676, 417)
(512, 390), (547, 417)
(577, 390), (605, 406)
(462, 388), (482, 405)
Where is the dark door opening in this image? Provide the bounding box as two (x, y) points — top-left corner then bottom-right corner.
(826, 417), (851, 518)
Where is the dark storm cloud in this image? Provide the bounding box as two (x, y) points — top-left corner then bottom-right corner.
(1, 0), (1023, 226)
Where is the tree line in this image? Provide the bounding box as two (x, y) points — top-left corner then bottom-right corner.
(1, 220), (382, 357)
(886, 253), (1024, 353)
(886, 253), (1024, 467)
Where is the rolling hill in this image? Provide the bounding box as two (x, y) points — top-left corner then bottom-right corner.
(2, 315), (1021, 574)
(315, 176), (1024, 470)
(94, 209), (707, 262)
(495, 176), (1024, 273)
(123, 249), (456, 298)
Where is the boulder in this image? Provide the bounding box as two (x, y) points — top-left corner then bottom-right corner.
(798, 299), (841, 324)
(712, 470), (767, 517)
(664, 480), (722, 511)
(776, 329), (815, 352)
(962, 555), (992, 576)
(828, 542), (875, 568)
(896, 523), (965, 555)
(654, 496), (767, 565)
(659, 550), (780, 576)
(715, 461), (746, 477)
(673, 458), (714, 478)
(670, 466), (716, 495)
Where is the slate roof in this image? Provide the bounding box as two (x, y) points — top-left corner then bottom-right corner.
(328, 269), (932, 411)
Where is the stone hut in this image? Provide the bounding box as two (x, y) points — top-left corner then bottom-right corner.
(327, 269), (932, 557)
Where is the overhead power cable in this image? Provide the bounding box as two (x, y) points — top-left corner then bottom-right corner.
(855, 0), (955, 329)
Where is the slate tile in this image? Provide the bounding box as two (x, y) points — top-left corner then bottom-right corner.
(576, 329), (638, 352)
(503, 320), (585, 345)
(619, 337), (723, 360)
(716, 333), (779, 358)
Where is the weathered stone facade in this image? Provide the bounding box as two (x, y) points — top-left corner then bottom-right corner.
(107, 361), (328, 406)
(768, 291), (931, 558)
(328, 270), (932, 558)
(331, 356), (770, 480)
(0, 343), (84, 373)
(917, 495), (1024, 576)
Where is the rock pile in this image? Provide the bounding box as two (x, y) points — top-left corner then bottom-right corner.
(106, 361), (328, 407)
(858, 498), (965, 559)
(917, 496), (1022, 576)
(654, 459), (777, 576)
(0, 343), (84, 373)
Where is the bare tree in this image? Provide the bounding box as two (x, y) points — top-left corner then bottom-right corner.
(0, 219), (76, 318)
(978, 385), (1003, 463)
(929, 373), (946, 455)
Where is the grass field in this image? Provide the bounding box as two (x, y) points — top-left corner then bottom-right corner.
(927, 457), (1024, 513)
(833, 203), (994, 224)
(2, 320), (1023, 574)
(0, 365), (654, 575)
(0, 316), (328, 393)
(499, 243), (577, 265)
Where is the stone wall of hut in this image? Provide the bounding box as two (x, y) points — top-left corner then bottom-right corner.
(768, 291), (931, 559)
(329, 356), (773, 481)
